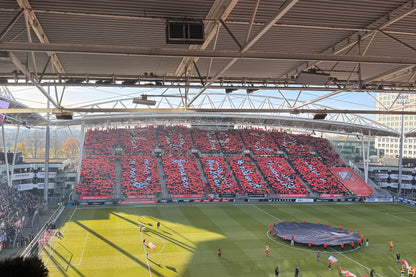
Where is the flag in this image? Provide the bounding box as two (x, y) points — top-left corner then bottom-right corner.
(403, 259), (409, 269)
(147, 242), (156, 250)
(328, 256), (338, 263)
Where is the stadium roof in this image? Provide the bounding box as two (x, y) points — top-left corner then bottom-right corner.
(52, 112), (398, 137)
(1, 0), (416, 135)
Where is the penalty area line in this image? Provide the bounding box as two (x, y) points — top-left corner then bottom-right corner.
(251, 204), (282, 222)
(330, 247), (384, 277)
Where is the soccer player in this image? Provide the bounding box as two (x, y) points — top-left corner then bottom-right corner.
(328, 260), (332, 270)
(308, 242), (311, 248)
(397, 253), (401, 263)
(341, 243), (344, 251)
(218, 248), (221, 257)
(157, 222), (160, 229)
(316, 251), (320, 262)
(291, 236), (295, 246)
(266, 245), (270, 256)
(295, 266), (300, 277)
(274, 266), (279, 276)
(389, 241), (393, 251)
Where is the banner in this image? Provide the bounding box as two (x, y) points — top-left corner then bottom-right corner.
(171, 194), (204, 199)
(126, 195), (156, 199)
(79, 196), (111, 200)
(0, 100), (9, 124)
(17, 184), (34, 191)
(321, 194), (344, 198)
(365, 198), (393, 203)
(295, 198), (314, 203)
(119, 200), (157, 205)
(279, 194), (308, 198)
(330, 167), (373, 197)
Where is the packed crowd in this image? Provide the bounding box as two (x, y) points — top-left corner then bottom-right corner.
(0, 183), (38, 252)
(120, 155), (162, 197)
(77, 126), (356, 198)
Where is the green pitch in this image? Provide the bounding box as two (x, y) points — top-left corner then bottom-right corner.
(42, 203), (416, 276)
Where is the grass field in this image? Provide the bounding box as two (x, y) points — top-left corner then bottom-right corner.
(42, 202), (416, 277)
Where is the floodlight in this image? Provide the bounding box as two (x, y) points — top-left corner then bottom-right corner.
(225, 88), (237, 93)
(54, 111), (73, 120)
(132, 95), (156, 106)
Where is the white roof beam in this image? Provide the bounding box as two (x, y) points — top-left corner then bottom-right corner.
(282, 0), (416, 79)
(6, 42), (416, 64)
(8, 51), (60, 109)
(186, 0), (300, 108)
(16, 0), (65, 73)
(292, 89), (345, 109)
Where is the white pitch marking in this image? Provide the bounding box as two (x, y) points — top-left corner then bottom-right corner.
(251, 204), (282, 222)
(78, 232), (89, 265)
(385, 212), (416, 223)
(332, 248), (384, 277)
(139, 220), (152, 277)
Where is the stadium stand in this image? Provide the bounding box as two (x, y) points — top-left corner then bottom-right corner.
(272, 132), (312, 156)
(191, 129), (221, 154)
(255, 156), (309, 196)
(240, 128), (280, 155)
(289, 156), (348, 195)
(0, 183), (38, 251)
(157, 126), (193, 154)
(77, 125), (369, 200)
(119, 126), (156, 154)
(76, 155), (117, 197)
(216, 130), (244, 154)
(84, 128), (119, 155)
(303, 136), (346, 167)
(227, 157), (270, 195)
(120, 155), (162, 197)
(162, 156), (206, 195)
(200, 156), (240, 195)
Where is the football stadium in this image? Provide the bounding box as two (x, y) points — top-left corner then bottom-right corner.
(1, 1), (416, 276)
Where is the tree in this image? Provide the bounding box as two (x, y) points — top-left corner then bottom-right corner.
(16, 141), (29, 158)
(26, 130), (45, 158)
(63, 137), (80, 159)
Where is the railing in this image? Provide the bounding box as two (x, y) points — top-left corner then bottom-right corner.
(21, 205), (65, 258)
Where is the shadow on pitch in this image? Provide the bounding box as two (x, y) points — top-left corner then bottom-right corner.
(148, 258), (162, 268)
(166, 265), (177, 272)
(44, 246), (85, 277)
(73, 221), (164, 276)
(111, 212), (195, 253)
